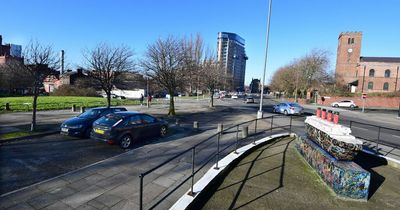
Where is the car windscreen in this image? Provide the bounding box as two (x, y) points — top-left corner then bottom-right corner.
(78, 109), (102, 118)
(95, 115), (123, 126)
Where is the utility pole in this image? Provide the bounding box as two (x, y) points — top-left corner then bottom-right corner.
(146, 77), (149, 108)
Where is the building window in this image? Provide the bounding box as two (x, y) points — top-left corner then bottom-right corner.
(369, 69), (375, 77)
(351, 38), (354, 44)
(383, 82), (389, 91)
(368, 82), (373, 90)
(348, 38), (351, 44)
(385, 69), (391, 78)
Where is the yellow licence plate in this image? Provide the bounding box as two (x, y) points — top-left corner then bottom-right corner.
(94, 129), (104, 134)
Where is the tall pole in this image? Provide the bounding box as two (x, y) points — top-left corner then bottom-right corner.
(361, 65), (366, 93)
(146, 77), (149, 108)
(257, 0), (273, 119)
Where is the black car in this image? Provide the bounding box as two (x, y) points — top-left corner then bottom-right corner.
(60, 107), (127, 137)
(90, 112), (168, 149)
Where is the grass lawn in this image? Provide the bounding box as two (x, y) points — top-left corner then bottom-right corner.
(0, 96), (141, 112)
(0, 131), (39, 140)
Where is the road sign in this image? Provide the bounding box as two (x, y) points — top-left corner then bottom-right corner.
(362, 93), (367, 99)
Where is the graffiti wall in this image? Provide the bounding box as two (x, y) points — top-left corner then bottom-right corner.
(295, 136), (370, 200)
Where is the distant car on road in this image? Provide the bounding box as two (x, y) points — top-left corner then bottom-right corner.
(60, 107), (127, 138)
(331, 100), (357, 109)
(231, 95), (238, 99)
(273, 102), (304, 115)
(90, 112), (168, 149)
(244, 97), (254, 104)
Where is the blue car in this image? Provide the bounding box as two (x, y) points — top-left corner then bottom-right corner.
(60, 107), (127, 138)
(273, 102), (304, 115)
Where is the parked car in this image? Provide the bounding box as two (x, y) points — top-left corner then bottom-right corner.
(231, 94), (238, 99)
(273, 102), (304, 115)
(244, 97), (254, 104)
(60, 107), (127, 137)
(331, 100), (357, 109)
(101, 93), (126, 99)
(90, 112), (168, 149)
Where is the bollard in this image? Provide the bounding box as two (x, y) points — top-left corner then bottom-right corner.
(71, 104), (77, 112)
(193, 121), (199, 131)
(175, 119), (180, 127)
(80, 106), (86, 113)
(217, 123), (223, 134)
(241, 126), (248, 138)
(5, 103), (10, 111)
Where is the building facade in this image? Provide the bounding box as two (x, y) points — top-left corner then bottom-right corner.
(335, 32), (400, 92)
(0, 35), (23, 64)
(217, 32), (248, 91)
(249, 78), (260, 93)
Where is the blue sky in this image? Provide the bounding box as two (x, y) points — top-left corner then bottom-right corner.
(1, 0), (399, 85)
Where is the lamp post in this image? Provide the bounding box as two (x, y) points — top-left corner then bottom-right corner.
(146, 76), (149, 108)
(257, 0), (273, 119)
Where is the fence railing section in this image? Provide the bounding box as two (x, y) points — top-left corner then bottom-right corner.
(138, 115), (297, 210)
(349, 120), (400, 153)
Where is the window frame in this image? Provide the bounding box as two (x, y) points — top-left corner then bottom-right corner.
(383, 82), (389, 91)
(369, 69), (375, 77)
(368, 82), (374, 90)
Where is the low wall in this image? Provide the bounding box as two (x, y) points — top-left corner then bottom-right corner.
(282, 97), (400, 109)
(295, 136), (370, 200)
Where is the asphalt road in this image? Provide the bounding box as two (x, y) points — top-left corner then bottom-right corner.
(0, 97), (399, 195)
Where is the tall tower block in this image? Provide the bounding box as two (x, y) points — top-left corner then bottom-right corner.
(335, 32), (362, 86)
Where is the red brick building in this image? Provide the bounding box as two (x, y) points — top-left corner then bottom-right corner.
(335, 32), (400, 93)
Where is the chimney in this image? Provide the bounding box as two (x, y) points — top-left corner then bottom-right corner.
(60, 50), (65, 74)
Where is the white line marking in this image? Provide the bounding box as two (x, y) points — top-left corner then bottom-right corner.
(391, 135), (400, 139)
(352, 126), (368, 131)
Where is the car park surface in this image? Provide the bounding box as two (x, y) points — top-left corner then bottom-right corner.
(60, 107), (127, 137)
(90, 111), (168, 149)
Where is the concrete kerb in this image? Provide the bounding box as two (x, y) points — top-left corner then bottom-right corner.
(0, 130), (59, 144)
(169, 132), (292, 210)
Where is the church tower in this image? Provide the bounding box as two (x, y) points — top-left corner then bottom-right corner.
(335, 32), (362, 86)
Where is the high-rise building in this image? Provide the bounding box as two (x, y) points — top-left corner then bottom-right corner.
(217, 32), (248, 91)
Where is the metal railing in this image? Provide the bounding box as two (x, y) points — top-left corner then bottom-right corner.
(349, 120), (400, 153)
(138, 115), (298, 210)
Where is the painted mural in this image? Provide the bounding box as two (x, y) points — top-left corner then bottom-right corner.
(305, 123), (362, 160)
(295, 136), (370, 200)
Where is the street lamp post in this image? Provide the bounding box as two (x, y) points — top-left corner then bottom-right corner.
(257, 0), (273, 119)
(146, 76), (149, 108)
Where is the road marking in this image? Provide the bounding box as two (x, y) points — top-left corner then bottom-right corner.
(392, 135), (400, 139)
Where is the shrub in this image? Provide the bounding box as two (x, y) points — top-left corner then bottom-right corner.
(51, 85), (99, 97)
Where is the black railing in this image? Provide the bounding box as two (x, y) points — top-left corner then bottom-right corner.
(349, 120), (400, 153)
(138, 115), (298, 210)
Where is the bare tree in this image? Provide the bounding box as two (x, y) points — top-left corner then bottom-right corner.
(4, 40), (59, 131)
(200, 54), (226, 107)
(181, 34), (204, 95)
(83, 43), (135, 107)
(141, 36), (186, 116)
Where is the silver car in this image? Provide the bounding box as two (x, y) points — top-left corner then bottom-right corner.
(273, 102), (304, 115)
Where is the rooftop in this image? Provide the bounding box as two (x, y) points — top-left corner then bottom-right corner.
(360, 56), (400, 63)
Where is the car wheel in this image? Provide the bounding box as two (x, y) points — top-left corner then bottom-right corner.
(83, 128), (91, 138)
(334, 104), (339, 107)
(284, 110), (288, 115)
(350, 105), (355, 109)
(160, 126), (168, 137)
(119, 134), (133, 149)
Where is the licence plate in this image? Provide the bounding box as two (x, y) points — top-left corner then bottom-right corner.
(61, 128), (69, 132)
(94, 129), (104, 134)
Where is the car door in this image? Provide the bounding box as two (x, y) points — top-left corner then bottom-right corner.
(279, 103), (286, 113)
(140, 114), (160, 138)
(124, 115), (145, 141)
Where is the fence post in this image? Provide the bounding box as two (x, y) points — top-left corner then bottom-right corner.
(80, 106), (86, 113)
(376, 127), (381, 154)
(189, 147), (196, 196)
(139, 174), (143, 210)
(289, 115), (293, 134)
(270, 116), (274, 132)
(255, 118), (258, 134)
(214, 133), (220, 170)
(5, 103), (10, 111)
(71, 104), (76, 112)
(235, 125), (239, 154)
(217, 123), (223, 134)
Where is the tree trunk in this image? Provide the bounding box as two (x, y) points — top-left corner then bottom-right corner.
(209, 89), (214, 108)
(106, 92), (111, 108)
(168, 91), (176, 116)
(31, 87), (38, 132)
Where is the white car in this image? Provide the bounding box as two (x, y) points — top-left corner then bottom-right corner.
(331, 100), (357, 108)
(231, 95), (238, 99)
